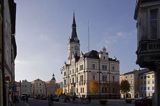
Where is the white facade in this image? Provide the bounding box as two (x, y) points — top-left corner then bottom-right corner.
(21, 80), (32, 96)
(32, 79), (46, 97)
(62, 15), (120, 98)
(139, 70), (155, 97)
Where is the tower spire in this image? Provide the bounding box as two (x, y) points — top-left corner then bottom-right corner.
(72, 12), (76, 28)
(68, 13), (80, 62)
(70, 12), (79, 43)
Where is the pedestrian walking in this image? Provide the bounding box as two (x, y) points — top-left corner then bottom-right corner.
(8, 92), (13, 106)
(88, 96), (91, 103)
(48, 95), (53, 106)
(26, 96), (28, 102)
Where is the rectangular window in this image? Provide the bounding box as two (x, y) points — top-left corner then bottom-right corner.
(102, 65), (107, 70)
(72, 69), (74, 74)
(102, 75), (107, 81)
(64, 72), (66, 76)
(113, 76), (115, 81)
(80, 65), (83, 70)
(72, 78), (74, 83)
(92, 64), (96, 69)
(93, 75), (96, 80)
(112, 66), (115, 71)
(76, 88), (78, 93)
(80, 75), (83, 85)
(80, 75), (83, 81)
(64, 80), (66, 85)
(150, 9), (158, 39)
(76, 77), (78, 83)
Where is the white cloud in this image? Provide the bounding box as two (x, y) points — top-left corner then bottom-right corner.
(96, 30), (134, 51)
(116, 32), (125, 37)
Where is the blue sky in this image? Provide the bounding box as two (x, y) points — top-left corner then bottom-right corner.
(15, 0), (139, 82)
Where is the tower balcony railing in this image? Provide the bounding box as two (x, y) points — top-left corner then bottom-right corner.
(136, 39), (160, 68)
(137, 39), (160, 53)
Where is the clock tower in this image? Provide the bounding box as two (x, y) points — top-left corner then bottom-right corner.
(68, 13), (80, 62)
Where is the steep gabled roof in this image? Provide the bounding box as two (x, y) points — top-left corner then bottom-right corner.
(69, 13), (79, 43)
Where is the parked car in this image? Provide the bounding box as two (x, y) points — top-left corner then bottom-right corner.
(135, 97), (152, 106)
